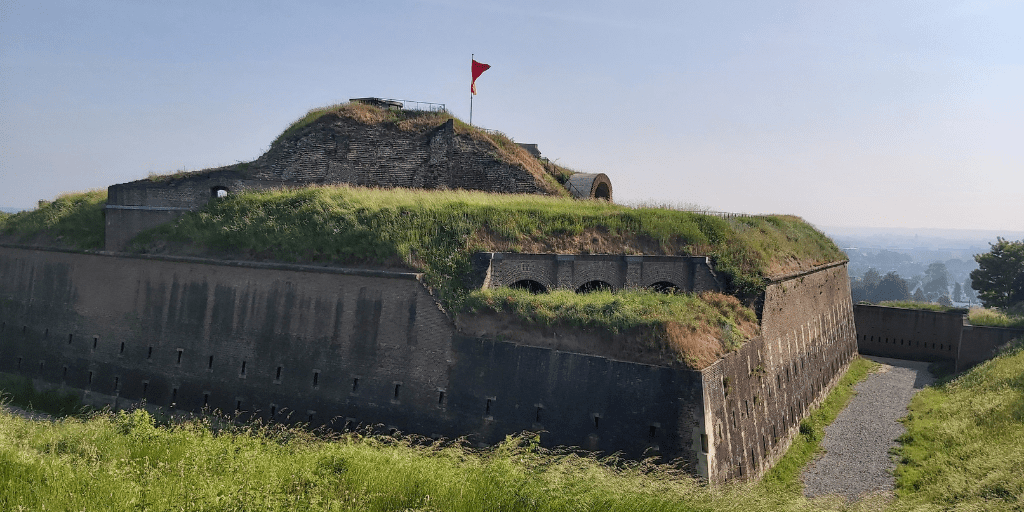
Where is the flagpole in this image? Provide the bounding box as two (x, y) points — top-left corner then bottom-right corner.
(470, 53), (474, 126)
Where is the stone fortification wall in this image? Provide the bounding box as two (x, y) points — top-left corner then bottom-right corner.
(854, 305), (962, 363)
(853, 305), (1023, 371)
(958, 325), (1024, 371)
(699, 262), (858, 482)
(0, 245), (703, 467)
(473, 253), (723, 293)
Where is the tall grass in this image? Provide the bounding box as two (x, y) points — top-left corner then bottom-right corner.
(0, 376), (883, 512)
(967, 307), (1024, 329)
(0, 190), (107, 250)
(891, 337), (1024, 510)
(131, 185), (842, 303)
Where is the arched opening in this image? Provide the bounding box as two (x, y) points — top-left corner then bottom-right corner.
(649, 281), (680, 294)
(211, 186), (229, 199)
(576, 280), (613, 294)
(594, 182), (610, 200)
(509, 280), (547, 294)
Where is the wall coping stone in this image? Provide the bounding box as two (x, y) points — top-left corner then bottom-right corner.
(766, 259), (849, 284)
(0, 243), (423, 281)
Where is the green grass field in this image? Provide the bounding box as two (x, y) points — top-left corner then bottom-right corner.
(5, 344), (1022, 510)
(891, 337), (1024, 511)
(0, 357), (879, 512)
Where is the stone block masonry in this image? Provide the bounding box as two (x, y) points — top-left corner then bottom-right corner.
(0, 245), (858, 483)
(472, 253), (723, 293)
(854, 304), (1024, 372)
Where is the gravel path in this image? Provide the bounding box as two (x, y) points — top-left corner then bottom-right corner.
(801, 356), (935, 502)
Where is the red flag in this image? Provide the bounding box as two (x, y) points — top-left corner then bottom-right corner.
(471, 59), (490, 95)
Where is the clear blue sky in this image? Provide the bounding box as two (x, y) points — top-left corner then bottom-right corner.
(2, 0), (1021, 231)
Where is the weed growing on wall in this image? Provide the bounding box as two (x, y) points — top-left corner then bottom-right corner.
(877, 301), (968, 314)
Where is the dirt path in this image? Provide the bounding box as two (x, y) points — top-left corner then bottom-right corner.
(801, 356), (935, 502)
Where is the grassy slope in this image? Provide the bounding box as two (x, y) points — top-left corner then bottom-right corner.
(129, 186), (843, 301)
(270, 102), (572, 196)
(891, 337), (1024, 511)
(0, 190), (107, 250)
(0, 361), (879, 512)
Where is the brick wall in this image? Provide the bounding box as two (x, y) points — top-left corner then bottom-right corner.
(700, 263), (859, 482)
(475, 253), (723, 293)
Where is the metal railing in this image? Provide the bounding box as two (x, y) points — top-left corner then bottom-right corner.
(351, 97), (446, 112)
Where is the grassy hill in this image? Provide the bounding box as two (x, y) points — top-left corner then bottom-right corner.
(892, 337), (1024, 510)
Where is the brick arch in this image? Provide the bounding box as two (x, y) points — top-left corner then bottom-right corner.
(572, 262), (622, 291)
(496, 264), (554, 291)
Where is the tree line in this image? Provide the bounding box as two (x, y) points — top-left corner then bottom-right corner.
(851, 237), (1023, 313)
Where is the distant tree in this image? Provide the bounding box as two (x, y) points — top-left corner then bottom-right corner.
(863, 268), (882, 290)
(952, 281), (964, 302)
(850, 278), (869, 303)
(913, 288), (927, 302)
(874, 272), (910, 302)
(906, 275), (923, 292)
(962, 279), (976, 301)
(923, 262), (950, 297)
(970, 238), (1024, 311)
(938, 295), (953, 307)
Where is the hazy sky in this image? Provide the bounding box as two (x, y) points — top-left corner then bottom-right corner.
(2, 1), (1021, 231)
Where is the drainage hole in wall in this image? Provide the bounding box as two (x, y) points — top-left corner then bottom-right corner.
(240, 361), (246, 375)
(142, 382), (148, 397)
(92, 336), (98, 350)
(62, 366), (67, 379)
(270, 405), (277, 417)
(276, 366), (282, 381)
(535, 406), (542, 423)
(593, 415), (600, 429)
(352, 378), (359, 393)
(485, 399), (491, 415)
(650, 425), (658, 438)
(312, 371), (319, 387)
(119, 342), (125, 354)
(208, 356), (214, 369)
(147, 346), (152, 360)
(393, 383), (401, 400)
(113, 377), (119, 392)
(38, 360), (44, 371)
(438, 390), (445, 405)
(87, 371), (92, 384)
